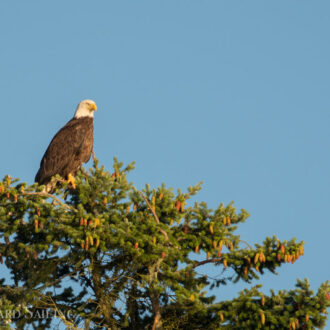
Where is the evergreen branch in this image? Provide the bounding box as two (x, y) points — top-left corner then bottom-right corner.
(140, 192), (169, 242)
(193, 258), (222, 268)
(44, 295), (82, 330)
(239, 239), (253, 249)
(149, 259), (163, 330)
(24, 191), (77, 212)
(38, 267), (81, 291)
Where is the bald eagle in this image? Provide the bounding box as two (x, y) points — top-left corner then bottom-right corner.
(35, 99), (97, 193)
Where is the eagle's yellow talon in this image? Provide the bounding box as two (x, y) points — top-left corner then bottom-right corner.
(67, 173), (76, 189)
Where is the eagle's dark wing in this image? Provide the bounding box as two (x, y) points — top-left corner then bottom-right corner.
(35, 117), (93, 185)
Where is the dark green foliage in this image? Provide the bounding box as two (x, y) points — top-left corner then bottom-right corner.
(0, 159), (329, 329)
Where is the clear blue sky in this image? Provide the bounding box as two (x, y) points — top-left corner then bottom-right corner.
(0, 0), (329, 309)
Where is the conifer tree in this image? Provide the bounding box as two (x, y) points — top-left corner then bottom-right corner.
(0, 159), (329, 329)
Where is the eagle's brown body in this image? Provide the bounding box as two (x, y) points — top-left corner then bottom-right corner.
(35, 116), (94, 190)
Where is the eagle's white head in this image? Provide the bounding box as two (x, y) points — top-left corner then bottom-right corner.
(74, 99), (97, 118)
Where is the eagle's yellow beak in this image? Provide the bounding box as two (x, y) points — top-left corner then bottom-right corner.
(91, 102), (97, 112)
